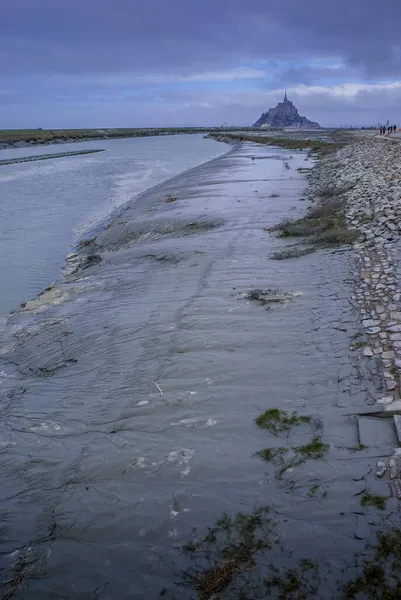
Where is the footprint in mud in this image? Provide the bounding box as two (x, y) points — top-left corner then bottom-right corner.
(169, 418), (217, 428)
(122, 448), (195, 478)
(167, 448), (195, 477)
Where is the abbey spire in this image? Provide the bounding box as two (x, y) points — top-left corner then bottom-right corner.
(252, 93), (320, 129)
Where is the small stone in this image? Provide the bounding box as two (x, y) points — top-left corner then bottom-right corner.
(363, 347), (374, 357)
(391, 312), (401, 320)
(362, 319), (380, 328)
(392, 478), (401, 500)
(390, 458), (398, 479)
(387, 324), (401, 333)
(368, 326), (381, 334)
(376, 461), (387, 477)
(377, 396), (394, 404)
(382, 350), (395, 359)
(386, 380), (398, 390)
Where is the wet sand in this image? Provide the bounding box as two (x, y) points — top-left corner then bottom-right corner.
(0, 140), (396, 598)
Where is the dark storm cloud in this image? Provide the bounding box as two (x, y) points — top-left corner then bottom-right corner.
(1, 0), (401, 78)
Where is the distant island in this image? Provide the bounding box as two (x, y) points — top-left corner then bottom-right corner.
(252, 92), (320, 129)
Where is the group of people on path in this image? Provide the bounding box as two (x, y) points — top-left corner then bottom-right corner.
(379, 124), (397, 135)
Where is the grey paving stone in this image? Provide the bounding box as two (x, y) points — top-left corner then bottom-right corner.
(358, 416), (397, 447)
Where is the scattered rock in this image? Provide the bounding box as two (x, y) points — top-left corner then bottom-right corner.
(363, 347), (374, 357)
(376, 461), (387, 478)
(362, 319), (380, 328)
(376, 396), (394, 404)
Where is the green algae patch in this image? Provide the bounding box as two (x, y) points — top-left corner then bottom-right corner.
(255, 409), (312, 434)
(257, 447), (288, 462)
(307, 484), (320, 497)
(293, 437), (329, 460)
(360, 492), (388, 511)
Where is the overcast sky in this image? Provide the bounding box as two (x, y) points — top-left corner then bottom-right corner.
(2, 0), (401, 128)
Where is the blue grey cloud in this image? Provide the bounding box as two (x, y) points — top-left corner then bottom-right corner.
(1, 0), (401, 127)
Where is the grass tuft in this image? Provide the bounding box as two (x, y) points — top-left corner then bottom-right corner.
(265, 559), (320, 599)
(344, 527), (401, 598)
(271, 197), (359, 249)
(181, 506), (275, 599)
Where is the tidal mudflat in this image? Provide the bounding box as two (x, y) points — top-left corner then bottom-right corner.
(1, 135), (401, 599)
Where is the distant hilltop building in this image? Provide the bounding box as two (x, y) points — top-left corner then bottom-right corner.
(252, 92), (320, 129)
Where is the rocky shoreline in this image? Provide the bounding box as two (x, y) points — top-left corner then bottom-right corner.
(306, 136), (401, 496)
(309, 138), (401, 400)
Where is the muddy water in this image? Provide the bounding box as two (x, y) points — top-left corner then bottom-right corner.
(0, 144), (390, 599)
(0, 134), (224, 315)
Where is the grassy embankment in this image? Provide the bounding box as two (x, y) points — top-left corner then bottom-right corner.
(0, 127), (246, 146)
(205, 131), (344, 154)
